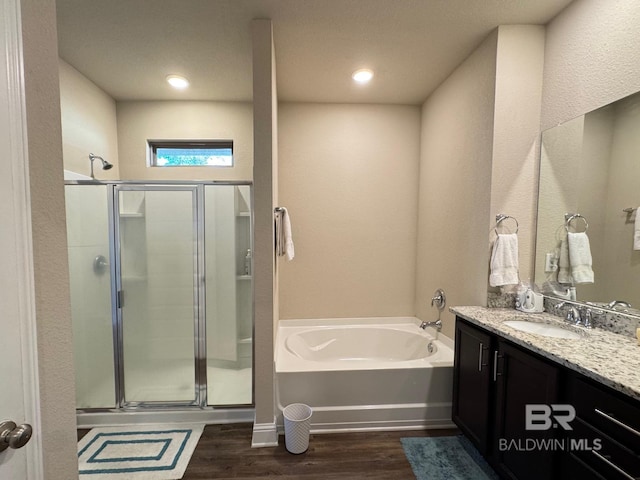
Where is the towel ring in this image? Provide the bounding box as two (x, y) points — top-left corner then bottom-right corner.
(495, 214), (518, 235)
(565, 213), (588, 232)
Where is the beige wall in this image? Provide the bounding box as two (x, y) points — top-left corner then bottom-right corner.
(577, 108), (614, 301)
(278, 103), (420, 319)
(251, 18), (277, 444)
(490, 25), (545, 286)
(116, 101), (252, 181)
(525, 0), (640, 291)
(59, 58), (120, 179)
(20, 0), (79, 477)
(535, 115), (586, 286)
(415, 31), (498, 338)
(542, 0), (640, 131)
(600, 95), (640, 302)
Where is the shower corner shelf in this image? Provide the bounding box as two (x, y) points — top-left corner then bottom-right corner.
(236, 211), (250, 217)
(237, 275), (252, 280)
(120, 212), (144, 218)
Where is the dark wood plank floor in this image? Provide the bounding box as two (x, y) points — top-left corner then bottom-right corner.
(79, 423), (459, 479)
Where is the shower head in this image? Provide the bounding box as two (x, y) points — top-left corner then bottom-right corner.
(89, 153), (113, 178)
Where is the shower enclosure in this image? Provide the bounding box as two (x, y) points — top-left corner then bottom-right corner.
(65, 181), (253, 417)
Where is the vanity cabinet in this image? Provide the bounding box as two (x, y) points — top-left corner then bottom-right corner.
(561, 374), (640, 480)
(453, 317), (559, 479)
(453, 315), (640, 480)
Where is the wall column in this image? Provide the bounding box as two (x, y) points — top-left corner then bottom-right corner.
(251, 18), (278, 447)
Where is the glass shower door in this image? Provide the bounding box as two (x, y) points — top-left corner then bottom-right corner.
(116, 186), (199, 405)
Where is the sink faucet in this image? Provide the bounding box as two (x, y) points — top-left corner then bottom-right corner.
(565, 306), (581, 326)
(580, 307), (593, 329)
(605, 300), (631, 311)
(554, 301), (570, 316)
(419, 319), (442, 331)
(554, 301), (593, 328)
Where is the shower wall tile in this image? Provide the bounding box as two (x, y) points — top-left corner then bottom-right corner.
(65, 186), (109, 247)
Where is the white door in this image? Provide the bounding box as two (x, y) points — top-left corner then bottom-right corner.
(0, 0), (44, 477)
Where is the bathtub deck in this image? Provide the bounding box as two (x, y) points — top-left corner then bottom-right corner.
(79, 423), (460, 479)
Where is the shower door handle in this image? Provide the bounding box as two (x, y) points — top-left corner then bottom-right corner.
(117, 290), (125, 309)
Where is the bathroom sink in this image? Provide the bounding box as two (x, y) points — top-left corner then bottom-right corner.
(503, 320), (583, 339)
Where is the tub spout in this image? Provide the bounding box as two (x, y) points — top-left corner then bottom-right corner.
(419, 319), (442, 331)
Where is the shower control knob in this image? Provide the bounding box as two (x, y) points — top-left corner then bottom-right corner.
(0, 421), (33, 452)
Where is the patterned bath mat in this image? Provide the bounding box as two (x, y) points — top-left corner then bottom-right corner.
(401, 435), (499, 480)
(78, 424), (204, 479)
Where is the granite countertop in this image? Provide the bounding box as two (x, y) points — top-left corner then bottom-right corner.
(450, 306), (640, 402)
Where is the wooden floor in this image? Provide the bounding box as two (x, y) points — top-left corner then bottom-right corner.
(78, 423), (459, 479)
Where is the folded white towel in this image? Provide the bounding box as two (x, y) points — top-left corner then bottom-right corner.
(634, 207), (640, 250)
(567, 231), (594, 284)
(281, 207), (295, 261)
(489, 233), (519, 287)
(557, 236), (573, 284)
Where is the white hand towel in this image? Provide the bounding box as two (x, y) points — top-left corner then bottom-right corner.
(567, 231), (594, 284)
(489, 233), (519, 287)
(281, 207), (295, 261)
(634, 207), (640, 250)
(557, 236), (573, 284)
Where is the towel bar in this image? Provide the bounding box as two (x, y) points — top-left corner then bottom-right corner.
(494, 214), (518, 235)
(564, 213), (589, 232)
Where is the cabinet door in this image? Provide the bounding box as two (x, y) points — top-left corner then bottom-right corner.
(494, 341), (559, 480)
(452, 319), (492, 454)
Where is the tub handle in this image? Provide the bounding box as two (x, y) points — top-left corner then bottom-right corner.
(431, 289), (446, 311)
(478, 343), (488, 372)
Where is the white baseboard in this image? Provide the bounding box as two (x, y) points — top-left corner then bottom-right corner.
(251, 418), (278, 448)
(275, 403), (454, 434)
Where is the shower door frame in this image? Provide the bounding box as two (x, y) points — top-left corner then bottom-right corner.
(66, 180), (254, 414)
(112, 184), (206, 409)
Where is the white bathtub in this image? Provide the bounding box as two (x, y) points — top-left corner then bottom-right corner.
(276, 317), (455, 433)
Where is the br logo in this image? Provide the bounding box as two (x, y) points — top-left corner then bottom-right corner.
(525, 404), (575, 431)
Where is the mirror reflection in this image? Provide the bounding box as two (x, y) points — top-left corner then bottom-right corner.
(535, 91), (640, 314)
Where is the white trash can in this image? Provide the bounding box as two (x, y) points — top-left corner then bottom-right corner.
(283, 403), (313, 454)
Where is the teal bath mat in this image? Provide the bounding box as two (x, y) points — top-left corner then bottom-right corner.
(78, 424), (203, 479)
(401, 435), (499, 480)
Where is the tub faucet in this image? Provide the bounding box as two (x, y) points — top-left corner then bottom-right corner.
(419, 319), (442, 331)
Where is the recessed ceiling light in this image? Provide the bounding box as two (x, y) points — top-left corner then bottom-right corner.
(166, 74), (190, 89)
(352, 69), (374, 84)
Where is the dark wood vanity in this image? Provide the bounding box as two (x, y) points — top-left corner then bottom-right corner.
(453, 316), (640, 480)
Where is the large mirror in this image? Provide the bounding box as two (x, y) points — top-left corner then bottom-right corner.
(535, 91), (640, 315)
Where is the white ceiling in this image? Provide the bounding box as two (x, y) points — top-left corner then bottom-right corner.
(56, 0), (574, 105)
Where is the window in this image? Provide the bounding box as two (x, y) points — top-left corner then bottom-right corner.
(149, 141), (233, 167)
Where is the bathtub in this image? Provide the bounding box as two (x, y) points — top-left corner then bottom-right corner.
(276, 317), (455, 433)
